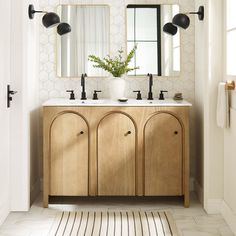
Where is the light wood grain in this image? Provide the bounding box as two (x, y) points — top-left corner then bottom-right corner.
(144, 112), (183, 196)
(43, 106), (190, 207)
(97, 112), (136, 195)
(50, 112), (89, 196)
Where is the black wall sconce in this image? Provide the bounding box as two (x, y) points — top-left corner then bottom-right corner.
(57, 23), (71, 36)
(163, 6), (204, 35)
(28, 4), (71, 35)
(163, 22), (178, 36)
(173, 6), (204, 29)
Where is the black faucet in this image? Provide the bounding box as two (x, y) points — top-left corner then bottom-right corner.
(93, 90), (102, 100)
(147, 73), (153, 100)
(66, 90), (75, 100)
(133, 90), (142, 100)
(81, 73), (87, 100)
(159, 90), (168, 100)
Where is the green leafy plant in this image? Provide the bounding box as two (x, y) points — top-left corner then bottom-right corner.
(88, 45), (139, 77)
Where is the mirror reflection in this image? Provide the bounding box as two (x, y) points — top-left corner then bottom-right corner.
(57, 5), (110, 77)
(126, 4), (180, 76)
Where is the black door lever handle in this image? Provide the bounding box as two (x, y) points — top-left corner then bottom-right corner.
(9, 91), (17, 95)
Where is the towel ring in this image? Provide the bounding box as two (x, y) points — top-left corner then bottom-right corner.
(226, 80), (235, 90)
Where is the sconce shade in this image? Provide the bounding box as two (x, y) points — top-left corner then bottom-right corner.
(163, 23), (178, 35)
(42, 12), (60, 28)
(172, 13), (190, 29)
(57, 23), (71, 35)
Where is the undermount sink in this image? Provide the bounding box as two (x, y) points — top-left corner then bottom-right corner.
(74, 99), (106, 105)
(43, 98), (192, 107)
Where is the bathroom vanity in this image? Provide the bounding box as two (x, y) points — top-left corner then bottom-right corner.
(43, 99), (191, 207)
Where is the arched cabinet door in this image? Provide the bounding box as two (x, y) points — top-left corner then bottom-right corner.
(97, 113), (136, 196)
(50, 112), (88, 196)
(144, 112), (183, 196)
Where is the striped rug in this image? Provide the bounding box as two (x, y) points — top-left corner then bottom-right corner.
(49, 211), (179, 236)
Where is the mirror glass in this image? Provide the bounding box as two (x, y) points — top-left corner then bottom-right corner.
(57, 5), (110, 77)
(126, 4), (180, 76)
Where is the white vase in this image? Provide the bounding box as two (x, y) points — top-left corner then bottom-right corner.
(109, 76), (126, 100)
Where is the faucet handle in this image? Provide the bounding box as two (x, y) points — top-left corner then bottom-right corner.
(159, 90), (168, 100)
(133, 90), (142, 100)
(93, 90), (102, 100)
(66, 90), (75, 100)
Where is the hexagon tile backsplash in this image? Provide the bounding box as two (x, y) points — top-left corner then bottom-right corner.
(39, 0), (196, 177)
(39, 0), (195, 104)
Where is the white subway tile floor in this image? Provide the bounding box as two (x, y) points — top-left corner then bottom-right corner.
(0, 193), (234, 236)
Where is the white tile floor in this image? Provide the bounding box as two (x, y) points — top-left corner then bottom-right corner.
(0, 193), (234, 236)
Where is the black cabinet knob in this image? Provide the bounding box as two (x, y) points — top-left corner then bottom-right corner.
(127, 131), (132, 135)
(174, 131), (178, 135)
(80, 131), (84, 135)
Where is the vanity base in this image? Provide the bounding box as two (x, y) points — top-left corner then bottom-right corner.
(43, 195), (189, 208)
(43, 105), (190, 208)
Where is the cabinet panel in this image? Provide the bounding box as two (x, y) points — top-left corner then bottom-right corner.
(50, 112), (88, 196)
(97, 113), (136, 195)
(144, 112), (183, 195)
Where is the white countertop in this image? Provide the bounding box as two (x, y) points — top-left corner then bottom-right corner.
(43, 98), (192, 107)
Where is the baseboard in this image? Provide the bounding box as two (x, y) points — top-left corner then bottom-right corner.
(0, 201), (10, 226)
(193, 180), (221, 214)
(205, 199), (222, 214)
(30, 178), (41, 205)
(221, 201), (236, 235)
(194, 180), (203, 204)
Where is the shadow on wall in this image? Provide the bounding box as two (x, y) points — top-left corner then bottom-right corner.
(30, 107), (41, 205)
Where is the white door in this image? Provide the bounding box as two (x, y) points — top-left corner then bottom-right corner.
(0, 0), (34, 223)
(0, 0), (11, 225)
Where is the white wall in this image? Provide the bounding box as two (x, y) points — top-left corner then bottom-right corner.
(195, 0), (236, 234)
(221, 0), (236, 233)
(204, 0), (224, 212)
(38, 0), (197, 186)
(195, 0), (224, 213)
(26, 0), (41, 204)
(25, 0), (41, 205)
(194, 0), (207, 204)
(223, 109), (236, 234)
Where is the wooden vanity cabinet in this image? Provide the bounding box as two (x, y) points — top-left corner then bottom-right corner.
(144, 113), (183, 196)
(97, 113), (136, 196)
(43, 106), (190, 207)
(44, 111), (89, 200)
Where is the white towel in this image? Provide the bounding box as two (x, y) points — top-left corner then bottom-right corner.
(217, 82), (229, 128)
